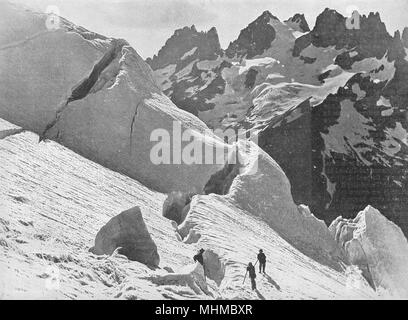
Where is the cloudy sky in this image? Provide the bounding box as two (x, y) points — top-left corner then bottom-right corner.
(10, 0), (408, 59)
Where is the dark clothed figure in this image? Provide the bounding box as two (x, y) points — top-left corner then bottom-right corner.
(257, 249), (266, 273)
(247, 263), (256, 290)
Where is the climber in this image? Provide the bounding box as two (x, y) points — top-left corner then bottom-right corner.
(247, 262), (257, 290)
(257, 249), (266, 274)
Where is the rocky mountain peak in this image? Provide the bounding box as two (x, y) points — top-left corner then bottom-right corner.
(293, 8), (392, 66)
(313, 8), (346, 35)
(260, 10), (279, 21)
(225, 10), (279, 59)
(285, 13), (310, 32)
(146, 25), (222, 70)
(402, 27), (408, 48)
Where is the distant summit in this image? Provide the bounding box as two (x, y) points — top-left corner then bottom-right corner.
(225, 10), (278, 59)
(285, 13), (310, 32)
(146, 25), (222, 70)
(402, 27), (408, 48)
(293, 8), (394, 68)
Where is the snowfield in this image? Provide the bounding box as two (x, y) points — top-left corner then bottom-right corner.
(0, 120), (380, 299)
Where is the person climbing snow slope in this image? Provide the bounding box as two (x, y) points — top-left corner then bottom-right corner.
(247, 262), (256, 290)
(257, 249), (266, 274)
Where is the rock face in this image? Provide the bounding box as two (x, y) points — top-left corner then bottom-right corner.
(258, 59), (408, 235)
(146, 25), (226, 117)
(293, 9), (393, 67)
(149, 7), (408, 235)
(402, 28), (408, 48)
(146, 25), (222, 70)
(284, 13), (310, 32)
(238, 8), (408, 235)
(330, 206), (408, 298)
(258, 98), (311, 206)
(147, 10), (310, 129)
(309, 72), (408, 232)
(225, 11), (278, 59)
(90, 207), (160, 267)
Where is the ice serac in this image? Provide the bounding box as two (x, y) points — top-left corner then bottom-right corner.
(180, 140), (346, 270)
(0, 1), (110, 134)
(0, 2), (226, 194)
(162, 191), (193, 225)
(330, 206), (408, 298)
(90, 207), (160, 267)
(228, 141), (346, 269)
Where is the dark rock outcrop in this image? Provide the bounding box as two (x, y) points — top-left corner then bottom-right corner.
(402, 27), (408, 48)
(90, 207), (160, 267)
(168, 60), (229, 116)
(258, 72), (408, 235)
(225, 10), (278, 59)
(258, 99), (312, 207)
(311, 74), (408, 232)
(285, 13), (310, 32)
(244, 68), (259, 89)
(146, 26), (226, 117)
(293, 9), (393, 69)
(146, 25), (222, 70)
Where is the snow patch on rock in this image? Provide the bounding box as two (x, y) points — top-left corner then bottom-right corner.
(351, 54), (396, 82)
(322, 99), (375, 162)
(381, 122), (408, 156)
(181, 47), (198, 60)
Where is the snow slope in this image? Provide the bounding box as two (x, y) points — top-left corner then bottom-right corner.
(1, 3), (406, 300)
(0, 119), (378, 299)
